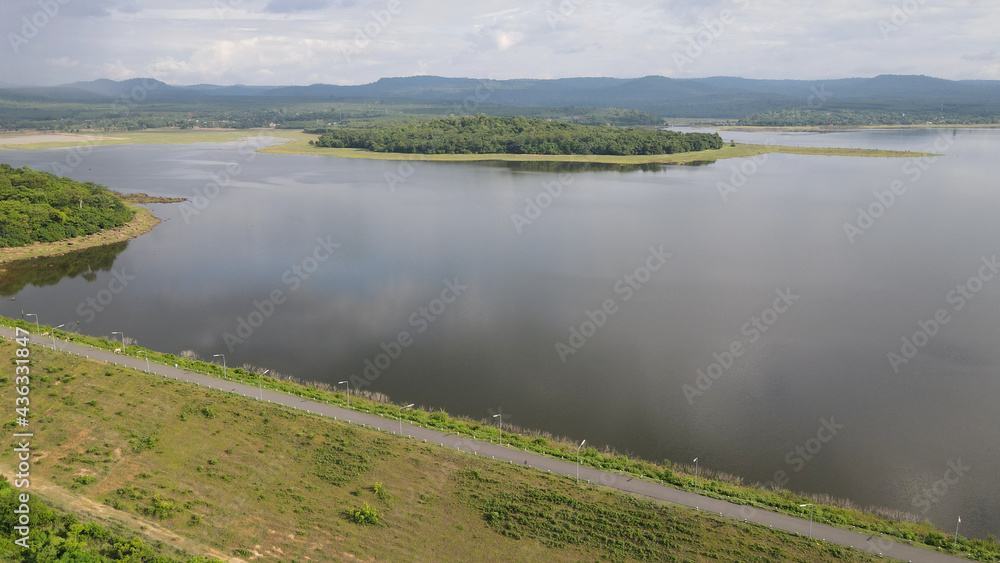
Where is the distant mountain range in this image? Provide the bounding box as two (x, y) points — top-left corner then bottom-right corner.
(4, 75), (1000, 118)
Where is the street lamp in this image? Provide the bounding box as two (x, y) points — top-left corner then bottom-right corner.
(338, 380), (349, 408)
(213, 354), (226, 379)
(399, 403), (414, 435)
(25, 314), (39, 336)
(493, 413), (503, 446)
(576, 439), (587, 483)
(693, 457), (699, 491)
(259, 369), (269, 401)
(954, 516), (961, 551)
(51, 324), (65, 348)
(111, 331), (125, 351)
(140, 350), (149, 373)
(799, 503), (814, 538)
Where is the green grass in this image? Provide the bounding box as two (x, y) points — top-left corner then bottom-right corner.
(0, 477), (219, 562)
(0, 205), (159, 266)
(1, 127), (938, 164)
(4, 315), (999, 561)
(0, 338), (919, 562)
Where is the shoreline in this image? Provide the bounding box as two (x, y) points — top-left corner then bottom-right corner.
(0, 316), (983, 554)
(0, 205), (159, 266)
(713, 123), (1000, 133)
(260, 141), (938, 164)
(1, 128), (940, 164)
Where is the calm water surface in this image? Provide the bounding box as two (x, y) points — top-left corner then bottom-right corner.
(2, 128), (998, 537)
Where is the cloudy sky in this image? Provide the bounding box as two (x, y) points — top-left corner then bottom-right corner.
(3, 0), (999, 86)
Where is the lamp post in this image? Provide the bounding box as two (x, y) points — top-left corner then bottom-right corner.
(141, 350), (149, 373)
(399, 403), (414, 435)
(693, 457), (699, 491)
(799, 504), (814, 538)
(111, 331), (125, 351)
(954, 516), (961, 551)
(213, 354), (226, 379)
(25, 313), (39, 336)
(576, 439), (586, 483)
(338, 380), (349, 408)
(51, 323), (65, 349)
(259, 369), (269, 401)
(493, 413), (503, 446)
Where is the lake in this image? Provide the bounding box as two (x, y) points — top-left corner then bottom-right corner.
(2, 128), (997, 537)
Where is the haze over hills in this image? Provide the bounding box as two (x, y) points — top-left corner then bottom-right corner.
(5, 74), (1000, 119)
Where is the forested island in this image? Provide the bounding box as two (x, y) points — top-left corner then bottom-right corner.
(0, 165), (135, 248)
(313, 115), (724, 156)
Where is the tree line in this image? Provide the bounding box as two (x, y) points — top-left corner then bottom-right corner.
(737, 109), (1000, 127)
(0, 164), (135, 248)
(313, 115), (723, 156)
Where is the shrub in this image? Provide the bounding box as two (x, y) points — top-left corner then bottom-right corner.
(372, 482), (391, 501)
(347, 502), (380, 525)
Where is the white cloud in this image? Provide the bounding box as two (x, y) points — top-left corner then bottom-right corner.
(3, 0), (1000, 85)
(45, 57), (79, 68)
(101, 59), (138, 80)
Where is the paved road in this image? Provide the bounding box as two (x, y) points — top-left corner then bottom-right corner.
(1, 325), (971, 563)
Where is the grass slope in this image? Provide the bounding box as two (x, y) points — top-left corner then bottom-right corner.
(7, 316), (999, 562)
(0, 341), (891, 562)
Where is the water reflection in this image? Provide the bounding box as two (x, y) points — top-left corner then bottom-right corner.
(481, 160), (714, 173)
(0, 241), (129, 296)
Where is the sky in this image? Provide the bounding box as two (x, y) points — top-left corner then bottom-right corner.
(2, 0), (999, 87)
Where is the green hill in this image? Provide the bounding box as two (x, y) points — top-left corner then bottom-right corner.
(0, 165), (135, 248)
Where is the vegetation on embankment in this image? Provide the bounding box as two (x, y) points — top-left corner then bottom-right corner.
(0, 164), (135, 248)
(0, 206), (157, 266)
(3, 316), (998, 561)
(737, 109), (1000, 128)
(1, 340), (893, 562)
(0, 477), (221, 561)
(312, 115), (725, 155)
(120, 193), (186, 204)
(266, 137), (939, 165)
